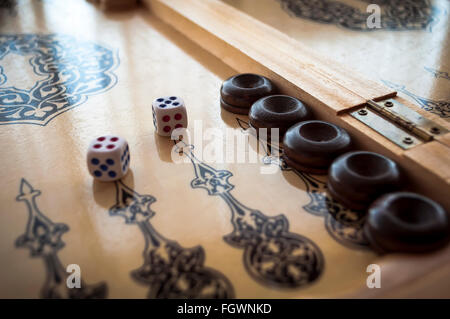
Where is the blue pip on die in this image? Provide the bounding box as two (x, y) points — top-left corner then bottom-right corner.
(87, 135), (130, 181)
(152, 96), (188, 137)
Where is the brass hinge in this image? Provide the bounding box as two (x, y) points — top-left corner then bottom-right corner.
(350, 98), (448, 150)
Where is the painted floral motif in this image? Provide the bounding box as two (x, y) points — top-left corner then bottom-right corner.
(0, 34), (118, 125)
(278, 0), (444, 31)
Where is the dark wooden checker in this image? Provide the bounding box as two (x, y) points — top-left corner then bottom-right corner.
(0, 0), (449, 298)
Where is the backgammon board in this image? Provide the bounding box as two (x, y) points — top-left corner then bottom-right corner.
(224, 0), (450, 119)
(0, 0), (449, 299)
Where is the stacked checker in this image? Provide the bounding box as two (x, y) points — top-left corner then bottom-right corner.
(220, 73), (450, 254)
(220, 73), (276, 115)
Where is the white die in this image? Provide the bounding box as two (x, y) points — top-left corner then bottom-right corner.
(87, 135), (130, 181)
(152, 96), (188, 137)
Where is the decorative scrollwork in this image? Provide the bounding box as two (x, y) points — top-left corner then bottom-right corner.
(325, 205), (368, 248)
(425, 67), (450, 81)
(277, 0), (444, 31)
(15, 181), (69, 256)
(177, 142), (324, 288)
(288, 163), (369, 248)
(110, 181), (235, 298)
(15, 179), (108, 298)
(0, 33), (118, 125)
(235, 118), (370, 249)
(191, 161), (234, 195)
(382, 80), (450, 118)
(223, 197), (323, 287)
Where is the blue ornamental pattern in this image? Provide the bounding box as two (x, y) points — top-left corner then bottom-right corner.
(424, 67), (450, 81)
(176, 142), (324, 288)
(382, 80), (450, 119)
(236, 118), (370, 250)
(0, 34), (118, 125)
(15, 179), (108, 298)
(277, 0), (445, 31)
(109, 181), (235, 298)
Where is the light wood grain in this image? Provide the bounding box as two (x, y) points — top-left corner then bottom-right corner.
(1, 0), (379, 299)
(143, 0), (396, 114)
(349, 244), (450, 298)
(143, 0), (450, 210)
(405, 141), (450, 184)
(1, 0), (449, 299)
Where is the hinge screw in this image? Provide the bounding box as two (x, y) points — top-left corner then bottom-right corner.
(262, 157), (272, 165)
(403, 137), (414, 145)
(358, 109), (368, 116)
(430, 127), (440, 134)
(384, 101), (394, 107)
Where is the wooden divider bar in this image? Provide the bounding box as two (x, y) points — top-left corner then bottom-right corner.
(142, 0), (450, 210)
(143, 0), (395, 113)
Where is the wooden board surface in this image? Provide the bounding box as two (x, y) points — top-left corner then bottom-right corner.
(223, 0), (450, 121)
(0, 0), (449, 298)
(144, 0), (450, 211)
(146, 0), (396, 114)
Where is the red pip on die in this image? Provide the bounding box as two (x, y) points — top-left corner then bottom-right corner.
(87, 135), (130, 182)
(152, 96), (188, 137)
